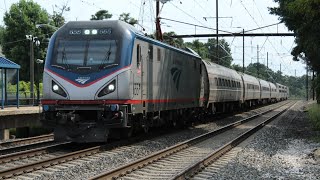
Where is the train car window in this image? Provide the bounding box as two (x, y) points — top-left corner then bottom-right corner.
(148, 44), (153, 61)
(157, 48), (161, 61)
(137, 44), (141, 67)
(218, 78), (222, 86)
(228, 80), (231, 87)
(215, 78), (218, 86)
(222, 79), (225, 87)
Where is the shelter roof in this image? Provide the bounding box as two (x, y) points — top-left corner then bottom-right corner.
(0, 57), (20, 69)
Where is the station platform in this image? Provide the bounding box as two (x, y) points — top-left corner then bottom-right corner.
(0, 106), (42, 140)
(0, 106), (42, 116)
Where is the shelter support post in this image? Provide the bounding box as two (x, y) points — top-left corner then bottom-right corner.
(0, 129), (10, 140)
(16, 70), (19, 108)
(1, 68), (4, 109)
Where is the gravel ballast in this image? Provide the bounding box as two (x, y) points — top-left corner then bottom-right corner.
(17, 100), (319, 179)
(198, 101), (320, 180)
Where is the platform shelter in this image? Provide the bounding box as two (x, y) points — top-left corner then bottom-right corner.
(0, 56), (20, 109)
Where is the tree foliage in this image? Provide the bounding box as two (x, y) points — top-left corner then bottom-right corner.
(185, 38), (233, 67)
(2, 0), (49, 81)
(90, 10), (112, 20)
(119, 13), (138, 25)
(50, 3), (70, 28)
(269, 0), (320, 72)
(243, 62), (307, 98)
(162, 31), (184, 48)
(0, 26), (4, 45)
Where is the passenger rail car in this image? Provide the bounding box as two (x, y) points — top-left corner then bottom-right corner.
(41, 20), (289, 143)
(203, 61), (243, 113)
(240, 73), (260, 106)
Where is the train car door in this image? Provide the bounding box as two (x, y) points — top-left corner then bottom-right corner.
(140, 43), (149, 112)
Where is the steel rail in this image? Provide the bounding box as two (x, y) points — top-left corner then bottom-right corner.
(0, 140), (57, 156)
(0, 142), (71, 164)
(172, 101), (296, 179)
(89, 101), (292, 180)
(0, 134), (53, 147)
(0, 145), (102, 179)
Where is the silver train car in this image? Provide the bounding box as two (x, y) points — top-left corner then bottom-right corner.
(41, 20), (289, 142)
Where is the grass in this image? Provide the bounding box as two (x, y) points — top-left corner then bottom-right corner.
(308, 103), (320, 130)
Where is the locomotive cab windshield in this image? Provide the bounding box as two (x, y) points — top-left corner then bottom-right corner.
(51, 28), (120, 73)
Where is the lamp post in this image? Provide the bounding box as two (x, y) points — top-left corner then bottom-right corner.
(26, 35), (35, 105)
(35, 39), (41, 105)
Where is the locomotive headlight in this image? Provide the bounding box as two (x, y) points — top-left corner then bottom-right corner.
(107, 84), (115, 91)
(52, 84), (59, 91)
(98, 80), (116, 97)
(52, 81), (67, 97)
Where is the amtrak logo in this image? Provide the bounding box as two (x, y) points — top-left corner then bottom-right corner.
(75, 77), (90, 84)
(171, 67), (182, 90)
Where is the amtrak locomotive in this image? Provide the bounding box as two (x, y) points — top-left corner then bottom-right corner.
(41, 20), (288, 142)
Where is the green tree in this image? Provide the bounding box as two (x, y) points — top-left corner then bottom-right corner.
(0, 26), (4, 45)
(231, 64), (244, 72)
(50, 3), (70, 28)
(269, 0), (320, 72)
(206, 38), (233, 67)
(162, 31), (184, 48)
(2, 0), (50, 81)
(119, 13), (138, 25)
(185, 39), (208, 58)
(184, 38), (233, 67)
(91, 10), (112, 20)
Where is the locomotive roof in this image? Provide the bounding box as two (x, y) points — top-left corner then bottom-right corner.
(59, 20), (201, 59)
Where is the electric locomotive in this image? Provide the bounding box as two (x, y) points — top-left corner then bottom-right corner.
(41, 20), (206, 142)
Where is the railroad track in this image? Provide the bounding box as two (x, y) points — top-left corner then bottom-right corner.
(0, 142), (71, 168)
(0, 134), (53, 149)
(89, 101), (295, 180)
(0, 134), (60, 156)
(0, 101), (292, 179)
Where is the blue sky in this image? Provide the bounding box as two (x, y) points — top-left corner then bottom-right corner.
(0, 0), (307, 77)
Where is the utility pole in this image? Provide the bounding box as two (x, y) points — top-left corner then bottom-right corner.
(312, 70), (315, 100)
(156, 0), (160, 40)
(155, 0), (163, 41)
(26, 35), (35, 105)
(267, 52), (268, 69)
(216, 0), (219, 64)
(306, 67), (309, 101)
(257, 45), (259, 78)
(242, 29), (244, 73)
(295, 69), (296, 77)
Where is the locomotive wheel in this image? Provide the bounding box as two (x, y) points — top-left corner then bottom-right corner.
(120, 128), (133, 138)
(142, 124), (149, 133)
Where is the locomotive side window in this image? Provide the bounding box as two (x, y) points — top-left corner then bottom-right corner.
(157, 48), (161, 61)
(149, 44), (153, 61)
(137, 44), (141, 67)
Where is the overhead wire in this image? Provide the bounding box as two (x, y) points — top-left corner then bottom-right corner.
(240, 0), (293, 78)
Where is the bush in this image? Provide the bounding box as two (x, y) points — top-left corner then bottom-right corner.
(308, 104), (320, 130)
